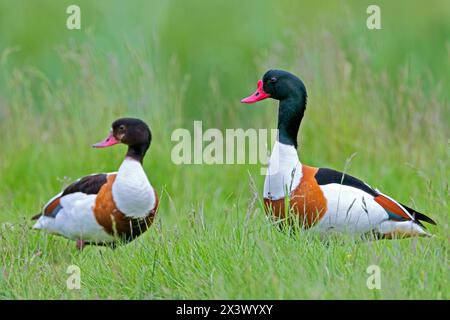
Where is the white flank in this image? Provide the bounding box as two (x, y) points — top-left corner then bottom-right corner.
(112, 158), (156, 218)
(264, 141), (302, 200)
(315, 183), (429, 236)
(315, 184), (389, 233)
(33, 192), (114, 242)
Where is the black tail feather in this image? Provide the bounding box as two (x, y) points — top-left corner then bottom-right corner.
(401, 203), (437, 226)
(412, 211), (437, 225)
(31, 213), (42, 220)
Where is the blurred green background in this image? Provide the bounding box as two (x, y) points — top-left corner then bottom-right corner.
(1, 0), (449, 107)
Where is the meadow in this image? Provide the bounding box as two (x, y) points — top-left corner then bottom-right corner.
(0, 0), (448, 299)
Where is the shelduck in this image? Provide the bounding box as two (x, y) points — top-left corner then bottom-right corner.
(241, 70), (436, 238)
(32, 118), (158, 249)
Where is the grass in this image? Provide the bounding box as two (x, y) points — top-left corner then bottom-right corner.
(0, 0), (449, 299)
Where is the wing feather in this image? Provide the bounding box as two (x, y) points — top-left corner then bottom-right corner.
(32, 173), (111, 220)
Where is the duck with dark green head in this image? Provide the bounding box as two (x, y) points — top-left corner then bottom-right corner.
(242, 69), (436, 238)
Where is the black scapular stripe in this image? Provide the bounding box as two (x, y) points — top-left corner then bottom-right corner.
(314, 168), (379, 197)
(62, 174), (108, 196)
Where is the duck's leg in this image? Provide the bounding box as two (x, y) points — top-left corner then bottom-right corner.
(76, 239), (86, 250)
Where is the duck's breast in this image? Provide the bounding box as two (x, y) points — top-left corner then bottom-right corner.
(264, 165), (328, 228)
(263, 141), (302, 200)
(112, 158), (156, 218)
(93, 174), (157, 240)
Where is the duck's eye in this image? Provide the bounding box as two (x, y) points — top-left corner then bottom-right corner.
(119, 125), (126, 132)
(269, 77), (278, 83)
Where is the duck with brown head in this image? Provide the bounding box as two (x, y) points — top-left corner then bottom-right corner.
(242, 70), (436, 238)
(33, 118), (159, 249)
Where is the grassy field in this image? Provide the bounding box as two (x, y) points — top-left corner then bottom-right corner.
(0, 0), (449, 299)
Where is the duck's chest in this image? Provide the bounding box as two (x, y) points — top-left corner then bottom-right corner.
(263, 143), (328, 228)
(264, 165), (328, 228)
(263, 141), (302, 200)
(92, 159), (158, 240)
(111, 159), (156, 218)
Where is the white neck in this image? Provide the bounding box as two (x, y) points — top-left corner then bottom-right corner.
(112, 157), (156, 218)
(263, 141), (302, 200)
